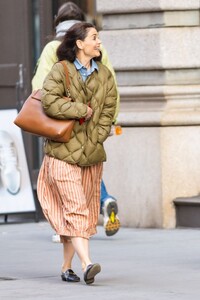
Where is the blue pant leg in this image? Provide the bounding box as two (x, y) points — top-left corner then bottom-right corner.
(100, 180), (116, 213)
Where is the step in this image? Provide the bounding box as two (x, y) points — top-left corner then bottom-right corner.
(174, 195), (200, 228)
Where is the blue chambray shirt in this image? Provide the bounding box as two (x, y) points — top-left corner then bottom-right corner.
(74, 58), (98, 82)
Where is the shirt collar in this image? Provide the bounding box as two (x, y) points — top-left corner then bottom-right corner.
(74, 58), (98, 72)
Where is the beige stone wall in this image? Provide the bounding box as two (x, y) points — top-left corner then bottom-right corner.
(96, 0), (200, 228)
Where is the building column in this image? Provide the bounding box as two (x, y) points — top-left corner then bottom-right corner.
(96, 0), (200, 228)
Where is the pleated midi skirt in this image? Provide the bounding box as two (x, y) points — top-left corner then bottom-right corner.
(37, 155), (103, 239)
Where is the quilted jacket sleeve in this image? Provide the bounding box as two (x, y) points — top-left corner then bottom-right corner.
(101, 45), (120, 124)
(97, 67), (117, 144)
(41, 63), (88, 120)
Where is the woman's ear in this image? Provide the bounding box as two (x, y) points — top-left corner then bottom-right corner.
(76, 39), (83, 50)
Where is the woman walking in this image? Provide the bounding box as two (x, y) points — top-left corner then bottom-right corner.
(37, 22), (117, 284)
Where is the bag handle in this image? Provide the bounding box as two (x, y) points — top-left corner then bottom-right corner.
(60, 60), (70, 88)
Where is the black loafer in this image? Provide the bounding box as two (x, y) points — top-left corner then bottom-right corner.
(84, 263), (101, 285)
(61, 269), (80, 282)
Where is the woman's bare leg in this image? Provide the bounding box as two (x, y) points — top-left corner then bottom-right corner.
(62, 239), (75, 272)
(71, 237), (91, 271)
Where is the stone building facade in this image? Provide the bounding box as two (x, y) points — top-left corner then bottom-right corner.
(96, 0), (200, 228)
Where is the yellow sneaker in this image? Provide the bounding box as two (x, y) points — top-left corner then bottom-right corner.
(102, 198), (120, 236)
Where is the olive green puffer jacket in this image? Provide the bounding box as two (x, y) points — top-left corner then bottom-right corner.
(41, 60), (117, 166)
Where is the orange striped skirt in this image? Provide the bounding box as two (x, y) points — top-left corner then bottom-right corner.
(37, 155), (103, 239)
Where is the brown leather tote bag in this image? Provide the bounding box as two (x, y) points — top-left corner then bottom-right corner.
(14, 61), (75, 143)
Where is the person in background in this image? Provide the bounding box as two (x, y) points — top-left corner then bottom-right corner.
(37, 22), (117, 284)
(32, 2), (120, 238)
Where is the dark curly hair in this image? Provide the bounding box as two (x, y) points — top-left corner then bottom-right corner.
(57, 22), (102, 62)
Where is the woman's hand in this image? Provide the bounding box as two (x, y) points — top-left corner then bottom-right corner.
(85, 106), (93, 120)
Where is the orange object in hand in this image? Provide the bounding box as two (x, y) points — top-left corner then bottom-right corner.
(114, 125), (122, 135)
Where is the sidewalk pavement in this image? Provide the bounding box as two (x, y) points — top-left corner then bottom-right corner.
(0, 220), (200, 300)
